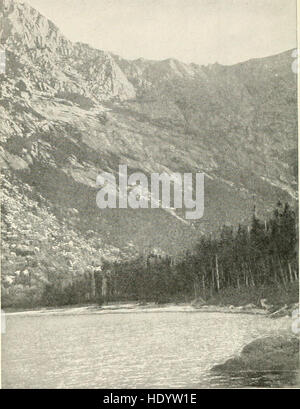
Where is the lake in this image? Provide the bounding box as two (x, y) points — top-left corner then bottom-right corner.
(1, 310), (298, 388)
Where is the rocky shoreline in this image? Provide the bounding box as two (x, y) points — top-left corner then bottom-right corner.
(210, 300), (299, 382)
(212, 334), (299, 375)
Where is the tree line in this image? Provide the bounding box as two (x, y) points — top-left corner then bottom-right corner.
(41, 201), (298, 306)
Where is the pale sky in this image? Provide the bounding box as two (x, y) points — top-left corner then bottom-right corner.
(26, 0), (297, 65)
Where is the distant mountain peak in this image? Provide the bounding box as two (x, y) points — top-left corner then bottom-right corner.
(0, 0), (136, 101)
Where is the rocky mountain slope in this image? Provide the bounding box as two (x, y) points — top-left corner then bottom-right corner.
(0, 0), (298, 306)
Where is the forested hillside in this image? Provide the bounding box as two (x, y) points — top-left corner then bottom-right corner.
(86, 202), (298, 307)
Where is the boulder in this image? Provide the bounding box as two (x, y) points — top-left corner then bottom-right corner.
(212, 335), (299, 373)
(15, 245), (35, 256)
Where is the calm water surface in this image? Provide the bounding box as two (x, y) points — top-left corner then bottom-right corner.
(2, 311), (298, 388)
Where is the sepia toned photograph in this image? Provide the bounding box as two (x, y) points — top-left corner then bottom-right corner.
(0, 0), (299, 391)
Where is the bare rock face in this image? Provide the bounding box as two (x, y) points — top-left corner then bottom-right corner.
(0, 0), (72, 53)
(72, 44), (136, 101)
(0, 0), (136, 101)
(0, 0), (298, 306)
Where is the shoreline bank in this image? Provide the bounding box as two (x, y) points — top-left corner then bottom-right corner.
(212, 333), (299, 379)
(3, 302), (273, 317)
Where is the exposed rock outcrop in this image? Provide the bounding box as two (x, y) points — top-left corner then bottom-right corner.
(0, 0), (298, 306)
(212, 335), (299, 373)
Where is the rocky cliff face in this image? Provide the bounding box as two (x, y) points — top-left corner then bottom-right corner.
(0, 0), (136, 100)
(0, 0), (298, 306)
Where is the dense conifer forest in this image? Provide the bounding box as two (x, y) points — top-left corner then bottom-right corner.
(40, 201), (298, 307)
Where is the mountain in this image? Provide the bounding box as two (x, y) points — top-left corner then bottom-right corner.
(0, 0), (297, 306)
